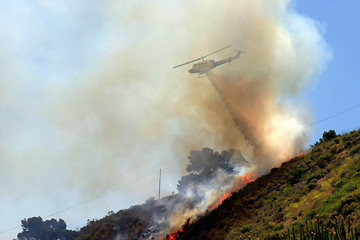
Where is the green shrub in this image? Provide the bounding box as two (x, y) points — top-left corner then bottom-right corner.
(288, 165), (307, 185)
(273, 212), (284, 222)
(331, 179), (345, 188)
(320, 152), (332, 162)
(307, 179), (318, 190)
(350, 145), (360, 154)
(306, 169), (326, 183)
(317, 152), (332, 168)
(322, 130), (337, 141)
(330, 145), (338, 154)
(238, 224), (252, 233)
(306, 210), (316, 219)
(273, 223), (284, 231)
(351, 171), (360, 178)
(343, 182), (357, 192)
(264, 232), (280, 240)
(341, 202), (357, 215)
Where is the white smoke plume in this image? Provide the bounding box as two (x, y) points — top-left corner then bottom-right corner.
(0, 0), (330, 237)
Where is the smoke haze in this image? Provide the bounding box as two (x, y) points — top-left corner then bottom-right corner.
(0, 0), (330, 237)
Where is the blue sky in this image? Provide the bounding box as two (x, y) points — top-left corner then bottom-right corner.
(296, 0), (360, 142)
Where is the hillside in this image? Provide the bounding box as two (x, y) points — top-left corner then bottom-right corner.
(16, 129), (360, 239)
(177, 129), (360, 239)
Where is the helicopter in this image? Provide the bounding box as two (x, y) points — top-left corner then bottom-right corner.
(173, 45), (242, 77)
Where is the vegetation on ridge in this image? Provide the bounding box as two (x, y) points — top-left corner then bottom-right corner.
(16, 129), (360, 239)
(178, 129), (360, 239)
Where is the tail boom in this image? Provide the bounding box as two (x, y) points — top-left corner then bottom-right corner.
(214, 50), (241, 67)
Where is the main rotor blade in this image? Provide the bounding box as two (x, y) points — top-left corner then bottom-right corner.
(173, 57), (202, 69)
(203, 45), (232, 58)
(172, 45), (232, 69)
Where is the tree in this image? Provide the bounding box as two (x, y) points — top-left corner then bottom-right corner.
(185, 148), (234, 176)
(17, 217), (77, 240)
(322, 130), (337, 141)
(177, 148), (248, 194)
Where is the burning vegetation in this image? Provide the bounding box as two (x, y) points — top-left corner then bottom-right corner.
(7, 0), (334, 239)
(209, 172), (256, 211)
(16, 129), (360, 239)
(92, 147), (255, 239)
(164, 219), (191, 240)
(17, 147), (256, 240)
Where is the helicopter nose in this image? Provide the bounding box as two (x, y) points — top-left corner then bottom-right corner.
(188, 69), (193, 73)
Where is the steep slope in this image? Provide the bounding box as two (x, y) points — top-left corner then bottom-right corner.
(178, 129), (360, 239)
(68, 129), (360, 240)
(75, 197), (171, 240)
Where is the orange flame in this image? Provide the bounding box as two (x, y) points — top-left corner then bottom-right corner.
(165, 219), (190, 240)
(165, 228), (183, 240)
(164, 173), (256, 240)
(287, 152), (306, 161)
(209, 172), (256, 210)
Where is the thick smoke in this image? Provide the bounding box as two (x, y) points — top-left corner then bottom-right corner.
(177, 148), (248, 199)
(55, 0), (330, 187)
(111, 148), (252, 239)
(0, 0), (329, 236)
(73, 0), (330, 179)
(207, 71), (309, 173)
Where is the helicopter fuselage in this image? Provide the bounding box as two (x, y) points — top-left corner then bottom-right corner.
(188, 51), (241, 76)
(172, 45), (242, 77)
(188, 60), (216, 74)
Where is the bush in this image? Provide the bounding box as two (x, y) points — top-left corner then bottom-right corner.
(306, 170), (326, 183)
(331, 179), (345, 188)
(317, 152), (332, 168)
(238, 224), (252, 233)
(343, 182), (357, 192)
(264, 232), (280, 240)
(273, 212), (284, 222)
(288, 164), (308, 185)
(308, 179), (318, 190)
(350, 145), (360, 154)
(273, 223), (284, 231)
(352, 171), (360, 178)
(320, 152), (332, 162)
(322, 130), (337, 141)
(342, 203), (356, 215)
(306, 210), (316, 219)
(330, 146), (338, 154)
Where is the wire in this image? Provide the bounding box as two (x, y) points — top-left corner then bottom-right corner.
(309, 103), (360, 126)
(0, 225), (21, 235)
(47, 170), (161, 217)
(0, 169), (162, 235)
(1, 103), (359, 235)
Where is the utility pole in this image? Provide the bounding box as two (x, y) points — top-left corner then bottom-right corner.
(158, 168), (161, 200)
